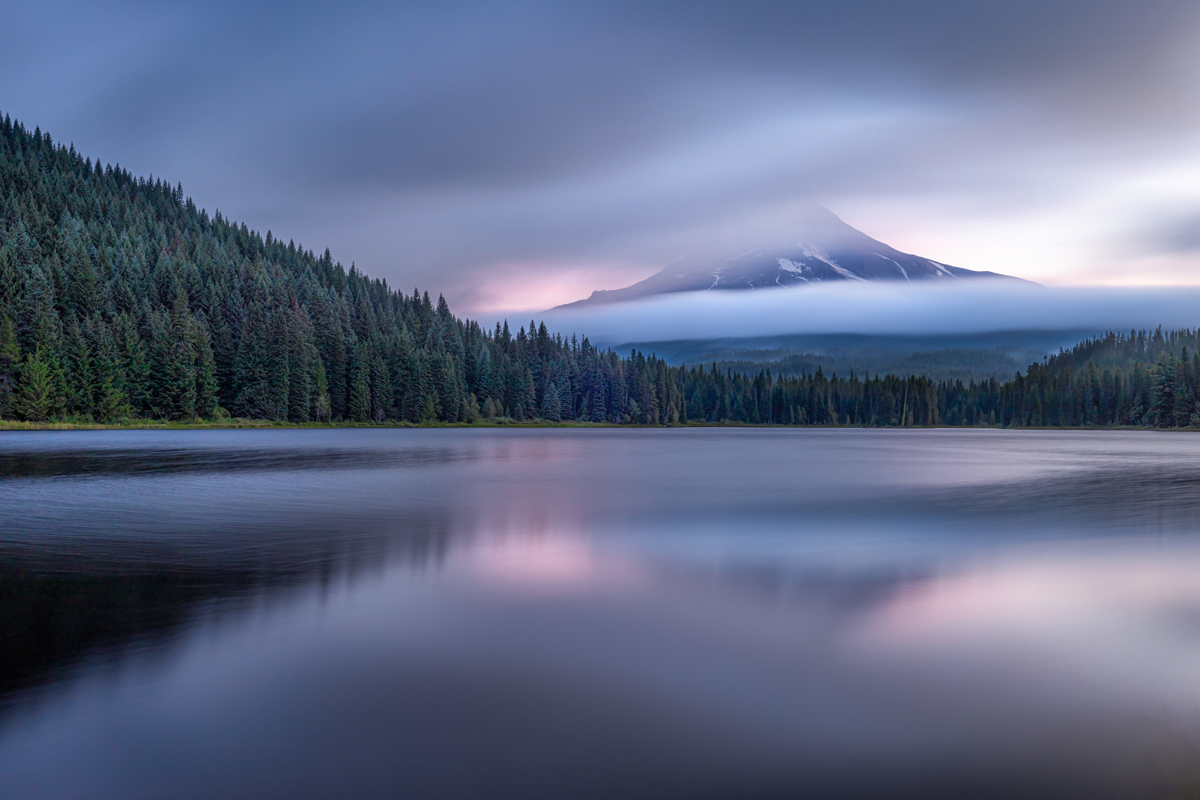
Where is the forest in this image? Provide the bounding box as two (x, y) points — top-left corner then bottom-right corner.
(703, 347), (1028, 386)
(1, 113), (1197, 429)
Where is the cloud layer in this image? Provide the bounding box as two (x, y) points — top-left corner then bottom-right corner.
(534, 282), (1200, 344)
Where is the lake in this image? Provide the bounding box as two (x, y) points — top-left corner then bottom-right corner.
(2, 428), (1200, 798)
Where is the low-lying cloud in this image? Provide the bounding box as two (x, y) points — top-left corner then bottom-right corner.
(525, 282), (1200, 344)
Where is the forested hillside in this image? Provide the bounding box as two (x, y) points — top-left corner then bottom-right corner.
(1009, 329), (1200, 427)
(0, 114), (1197, 428)
(704, 348), (1029, 386)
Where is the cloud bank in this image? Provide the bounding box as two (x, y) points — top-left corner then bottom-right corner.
(531, 282), (1200, 344)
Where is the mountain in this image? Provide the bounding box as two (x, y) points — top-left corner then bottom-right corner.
(555, 207), (1031, 309)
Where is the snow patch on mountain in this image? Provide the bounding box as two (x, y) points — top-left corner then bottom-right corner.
(875, 253), (910, 282)
(777, 258), (813, 281)
(926, 259), (957, 278)
(798, 240), (866, 282)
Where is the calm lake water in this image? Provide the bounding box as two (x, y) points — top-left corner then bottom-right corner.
(3, 428), (1200, 798)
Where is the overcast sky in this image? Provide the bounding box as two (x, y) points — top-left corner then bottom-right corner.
(4, 1), (1200, 315)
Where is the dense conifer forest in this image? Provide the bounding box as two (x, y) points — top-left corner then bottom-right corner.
(704, 348), (1029, 386)
(1, 114), (1198, 428)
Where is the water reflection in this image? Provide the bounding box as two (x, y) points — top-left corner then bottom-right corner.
(1, 429), (1200, 798)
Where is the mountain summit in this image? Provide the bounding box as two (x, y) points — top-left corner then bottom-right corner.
(555, 208), (1030, 309)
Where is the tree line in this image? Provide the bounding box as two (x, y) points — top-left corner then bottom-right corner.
(0, 113), (1196, 428)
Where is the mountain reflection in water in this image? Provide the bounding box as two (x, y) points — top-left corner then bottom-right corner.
(2, 428), (1200, 799)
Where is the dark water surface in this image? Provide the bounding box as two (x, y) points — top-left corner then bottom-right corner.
(3, 428), (1200, 798)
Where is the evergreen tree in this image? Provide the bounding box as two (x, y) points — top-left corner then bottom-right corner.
(1150, 352), (1177, 428)
(540, 380), (562, 421)
(0, 314), (20, 417)
(62, 318), (96, 416)
(347, 341), (372, 422)
(17, 349), (58, 421)
(421, 393), (440, 424)
(194, 319), (218, 418)
(313, 355), (332, 422)
(92, 321), (131, 421)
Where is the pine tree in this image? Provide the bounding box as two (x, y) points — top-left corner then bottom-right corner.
(0, 314), (19, 418)
(116, 313), (151, 416)
(62, 318), (96, 416)
(17, 349), (58, 421)
(1174, 346), (1194, 427)
(194, 319), (218, 418)
(347, 341), (372, 422)
(313, 355), (332, 422)
(402, 351), (429, 422)
(92, 321), (132, 423)
(1150, 352), (1177, 428)
(147, 295), (199, 419)
(61, 215), (99, 318)
(463, 393), (482, 422)
(420, 393), (440, 424)
(540, 380), (562, 421)
(369, 348), (391, 422)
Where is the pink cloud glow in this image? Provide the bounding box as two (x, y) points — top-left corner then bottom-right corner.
(448, 261), (657, 318)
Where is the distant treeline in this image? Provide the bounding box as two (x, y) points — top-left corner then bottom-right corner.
(704, 347), (1030, 386)
(0, 114), (1196, 428)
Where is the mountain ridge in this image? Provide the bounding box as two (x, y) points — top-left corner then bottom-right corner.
(554, 207), (1033, 310)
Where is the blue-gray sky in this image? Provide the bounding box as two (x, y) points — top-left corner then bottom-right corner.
(4, 1), (1200, 314)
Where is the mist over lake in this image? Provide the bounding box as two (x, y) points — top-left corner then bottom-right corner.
(3, 428), (1200, 798)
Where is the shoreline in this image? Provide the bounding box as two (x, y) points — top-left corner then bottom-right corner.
(0, 419), (1172, 432)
